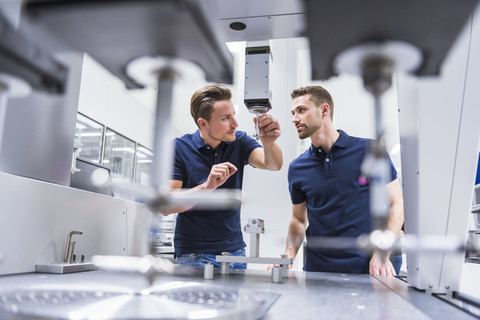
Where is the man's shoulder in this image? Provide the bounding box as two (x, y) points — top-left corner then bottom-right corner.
(290, 148), (311, 167)
(175, 133), (197, 149)
(234, 130), (249, 141)
(337, 131), (371, 151)
(176, 132), (194, 142)
(233, 130), (261, 148)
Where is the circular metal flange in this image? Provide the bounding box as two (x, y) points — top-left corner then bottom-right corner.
(333, 40), (423, 76)
(126, 56), (205, 87)
(0, 281), (266, 319)
(0, 73), (31, 98)
(248, 105), (270, 114)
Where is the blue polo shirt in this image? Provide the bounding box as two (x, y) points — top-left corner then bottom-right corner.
(172, 130), (262, 256)
(288, 130), (397, 273)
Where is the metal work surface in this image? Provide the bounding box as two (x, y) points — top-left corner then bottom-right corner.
(0, 267), (475, 319)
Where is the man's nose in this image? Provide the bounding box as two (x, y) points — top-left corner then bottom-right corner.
(291, 114), (298, 123)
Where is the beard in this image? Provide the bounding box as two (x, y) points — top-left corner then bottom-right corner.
(297, 123), (321, 139)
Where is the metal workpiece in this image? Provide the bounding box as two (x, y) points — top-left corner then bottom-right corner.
(217, 219), (293, 275)
(0, 268), (475, 320)
(216, 255), (292, 266)
(245, 218), (265, 257)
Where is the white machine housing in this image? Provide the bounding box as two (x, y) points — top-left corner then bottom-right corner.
(398, 6), (480, 293)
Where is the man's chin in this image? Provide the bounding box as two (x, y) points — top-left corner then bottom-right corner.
(223, 133), (236, 142)
(298, 132), (308, 140)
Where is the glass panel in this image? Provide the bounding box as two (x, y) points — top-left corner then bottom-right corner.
(75, 113), (104, 163)
(103, 128), (136, 200)
(135, 145), (153, 187)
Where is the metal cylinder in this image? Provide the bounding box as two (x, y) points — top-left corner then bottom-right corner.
(220, 252), (230, 274)
(271, 266), (281, 283)
(204, 263), (214, 280)
(220, 262), (229, 275)
(280, 254), (289, 278)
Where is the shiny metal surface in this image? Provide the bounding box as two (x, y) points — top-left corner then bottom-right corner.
(0, 277), (271, 320)
(0, 268), (476, 320)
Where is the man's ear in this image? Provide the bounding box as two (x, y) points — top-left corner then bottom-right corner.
(198, 118), (208, 129)
(321, 104), (329, 118)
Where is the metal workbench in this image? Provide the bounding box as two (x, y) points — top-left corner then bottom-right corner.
(0, 267), (475, 319)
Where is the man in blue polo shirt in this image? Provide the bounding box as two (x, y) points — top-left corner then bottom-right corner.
(284, 85), (404, 275)
(162, 84), (282, 269)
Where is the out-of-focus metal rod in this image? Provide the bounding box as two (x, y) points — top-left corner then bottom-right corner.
(0, 85), (7, 157)
(373, 94), (384, 141)
(151, 68), (178, 197)
(305, 233), (480, 254)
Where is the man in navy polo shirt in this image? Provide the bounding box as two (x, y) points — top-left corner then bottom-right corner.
(284, 85), (404, 275)
(162, 84), (282, 269)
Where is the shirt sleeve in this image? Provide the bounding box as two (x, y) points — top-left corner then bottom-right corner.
(171, 138), (185, 181)
(238, 131), (262, 166)
(288, 160), (306, 204)
(387, 154), (398, 182)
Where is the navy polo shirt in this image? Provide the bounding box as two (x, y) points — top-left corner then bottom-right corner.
(288, 130), (397, 273)
(172, 130), (262, 256)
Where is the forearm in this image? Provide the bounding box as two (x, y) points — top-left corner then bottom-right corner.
(262, 142), (283, 171)
(387, 201), (404, 236)
(371, 180), (404, 263)
(385, 179), (404, 237)
(285, 219), (307, 261)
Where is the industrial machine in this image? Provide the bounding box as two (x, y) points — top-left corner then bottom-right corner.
(244, 45), (272, 139)
(1, 0), (480, 319)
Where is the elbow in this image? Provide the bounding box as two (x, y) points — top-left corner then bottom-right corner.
(268, 163), (282, 171)
(269, 158), (283, 171)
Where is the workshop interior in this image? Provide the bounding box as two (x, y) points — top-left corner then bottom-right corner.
(1, 0), (480, 319)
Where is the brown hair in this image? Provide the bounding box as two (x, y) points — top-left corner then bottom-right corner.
(190, 85), (232, 126)
(291, 86), (334, 120)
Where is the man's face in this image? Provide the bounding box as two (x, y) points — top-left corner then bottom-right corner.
(291, 95), (323, 139)
(204, 100), (238, 143)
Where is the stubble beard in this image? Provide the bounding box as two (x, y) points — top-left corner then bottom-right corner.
(297, 124), (320, 140)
